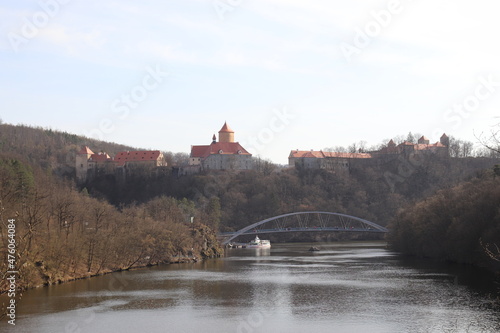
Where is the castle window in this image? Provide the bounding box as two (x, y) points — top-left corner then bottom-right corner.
(218, 149), (223, 154)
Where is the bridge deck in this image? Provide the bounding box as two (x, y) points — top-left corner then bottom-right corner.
(219, 226), (385, 238)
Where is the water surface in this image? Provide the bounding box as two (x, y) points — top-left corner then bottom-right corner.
(4, 242), (499, 332)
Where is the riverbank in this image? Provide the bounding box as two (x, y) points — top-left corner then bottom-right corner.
(1, 220), (224, 295)
(1, 252), (222, 296)
(0, 253), (222, 325)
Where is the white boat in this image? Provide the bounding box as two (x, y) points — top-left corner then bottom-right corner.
(245, 235), (271, 249)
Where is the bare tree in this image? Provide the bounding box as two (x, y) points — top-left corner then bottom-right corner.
(406, 132), (415, 143)
(480, 239), (500, 262)
(461, 141), (474, 157)
(324, 146), (347, 153)
(393, 135), (406, 144)
(448, 136), (475, 157)
(357, 141), (368, 153)
(476, 123), (500, 154)
(254, 157), (276, 176)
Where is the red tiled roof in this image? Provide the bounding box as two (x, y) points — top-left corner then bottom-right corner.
(78, 146), (94, 155)
(89, 153), (112, 162)
(289, 150), (323, 158)
(114, 151), (162, 166)
(289, 150), (371, 159)
(191, 142), (251, 158)
(413, 142), (446, 150)
(219, 122), (234, 133)
(191, 145), (210, 158)
(323, 152), (372, 158)
(378, 146), (400, 154)
(302, 151), (319, 158)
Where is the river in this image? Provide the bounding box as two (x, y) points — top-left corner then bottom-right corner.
(3, 241), (500, 333)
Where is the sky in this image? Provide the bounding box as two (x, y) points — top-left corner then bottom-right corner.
(1, 0), (499, 164)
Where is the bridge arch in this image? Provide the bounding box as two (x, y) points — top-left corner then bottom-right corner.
(220, 211), (388, 245)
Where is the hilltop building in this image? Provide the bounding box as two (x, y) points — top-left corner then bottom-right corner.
(187, 122), (253, 172)
(289, 134), (450, 172)
(374, 134), (449, 157)
(76, 146), (166, 182)
(289, 150), (371, 172)
(114, 151), (165, 167)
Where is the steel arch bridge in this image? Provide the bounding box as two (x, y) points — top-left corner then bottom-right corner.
(219, 211), (388, 245)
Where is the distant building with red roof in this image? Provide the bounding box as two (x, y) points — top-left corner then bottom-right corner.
(374, 134), (449, 157)
(187, 122), (252, 172)
(289, 150), (372, 171)
(75, 146), (166, 182)
(114, 150), (165, 167)
(76, 146), (95, 181)
(289, 133), (450, 172)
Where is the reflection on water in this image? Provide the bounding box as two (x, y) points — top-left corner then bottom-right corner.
(3, 242), (499, 333)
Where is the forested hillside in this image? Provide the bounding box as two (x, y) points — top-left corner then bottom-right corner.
(84, 153), (499, 234)
(0, 160), (222, 292)
(0, 124), (137, 179)
(0, 124), (188, 178)
(2, 123), (498, 233)
(387, 169), (500, 271)
(0, 133), (222, 292)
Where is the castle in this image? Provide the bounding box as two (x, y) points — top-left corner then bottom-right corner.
(187, 122), (253, 172)
(76, 147), (166, 182)
(289, 134), (450, 171)
(76, 123), (451, 180)
(75, 122), (253, 181)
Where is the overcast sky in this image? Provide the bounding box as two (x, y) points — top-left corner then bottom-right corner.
(1, 0), (499, 164)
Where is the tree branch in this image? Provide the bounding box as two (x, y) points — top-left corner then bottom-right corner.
(480, 239), (500, 262)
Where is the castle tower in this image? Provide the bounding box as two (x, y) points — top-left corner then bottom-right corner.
(418, 136), (430, 145)
(76, 146), (94, 182)
(440, 133), (449, 147)
(218, 122), (234, 143)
